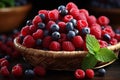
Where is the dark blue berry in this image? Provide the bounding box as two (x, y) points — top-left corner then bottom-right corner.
(38, 22), (45, 29)
(36, 39), (42, 46)
(39, 14), (46, 20)
(81, 27), (90, 36)
(59, 9), (68, 16)
(67, 31), (76, 39)
(44, 30), (49, 36)
(25, 69), (35, 78)
(97, 68), (106, 76)
(66, 22), (74, 31)
(101, 26), (105, 30)
(50, 24), (60, 32)
(73, 29), (79, 35)
(70, 19), (77, 27)
(26, 20), (32, 26)
(4, 55), (11, 61)
(52, 31), (61, 40)
(103, 34), (111, 41)
(58, 5), (66, 11)
(115, 29), (120, 34)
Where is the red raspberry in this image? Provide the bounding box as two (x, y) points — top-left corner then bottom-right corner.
(74, 69), (85, 79)
(97, 16), (110, 26)
(48, 9), (59, 21)
(0, 58), (6, 63)
(6, 40), (14, 48)
(63, 15), (73, 22)
(98, 40), (108, 48)
(109, 38), (118, 45)
(32, 15), (42, 26)
(83, 41), (88, 51)
(38, 10), (49, 19)
(29, 25), (37, 33)
(62, 41), (75, 51)
(46, 21), (55, 31)
(85, 69), (94, 79)
(0, 66), (10, 77)
(58, 22), (66, 33)
(11, 51), (21, 58)
(87, 15), (97, 26)
(12, 64), (23, 77)
(115, 34), (120, 41)
(32, 29), (43, 40)
(0, 44), (8, 52)
(49, 41), (61, 51)
(90, 23), (101, 39)
(58, 33), (67, 43)
(66, 2), (78, 11)
(72, 36), (84, 49)
(77, 20), (88, 31)
(34, 66), (46, 76)
(1, 59), (9, 67)
(21, 26), (30, 36)
(6, 47), (12, 55)
(22, 35), (35, 48)
(79, 9), (89, 17)
(42, 36), (52, 48)
(102, 27), (115, 38)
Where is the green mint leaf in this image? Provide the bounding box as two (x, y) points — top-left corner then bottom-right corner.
(81, 53), (98, 70)
(95, 48), (117, 62)
(86, 34), (100, 55)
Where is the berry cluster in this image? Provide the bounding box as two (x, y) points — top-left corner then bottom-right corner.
(19, 2), (120, 51)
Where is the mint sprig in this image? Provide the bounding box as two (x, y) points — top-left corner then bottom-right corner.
(82, 34), (117, 70)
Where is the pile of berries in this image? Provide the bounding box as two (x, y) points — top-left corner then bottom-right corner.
(18, 2), (120, 51)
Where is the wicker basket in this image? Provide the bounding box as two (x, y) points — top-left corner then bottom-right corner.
(14, 37), (120, 71)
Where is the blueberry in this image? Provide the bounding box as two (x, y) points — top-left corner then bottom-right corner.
(25, 69), (34, 78)
(103, 34), (111, 41)
(38, 22), (45, 29)
(59, 9), (68, 16)
(81, 27), (90, 36)
(39, 14), (46, 21)
(44, 30), (49, 36)
(66, 22), (74, 31)
(50, 24), (60, 32)
(73, 29), (79, 35)
(101, 26), (105, 30)
(58, 5), (66, 11)
(70, 19), (77, 27)
(115, 29), (120, 34)
(36, 39), (42, 46)
(26, 20), (32, 26)
(52, 31), (61, 40)
(97, 68), (106, 76)
(67, 31), (76, 39)
(4, 55), (11, 61)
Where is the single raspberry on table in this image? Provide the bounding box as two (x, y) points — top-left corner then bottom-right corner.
(74, 69), (85, 79)
(85, 69), (94, 79)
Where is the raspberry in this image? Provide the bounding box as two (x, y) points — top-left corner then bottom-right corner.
(32, 15), (42, 26)
(48, 9), (59, 21)
(62, 41), (75, 51)
(72, 36), (84, 49)
(98, 40), (108, 48)
(46, 21), (55, 31)
(58, 22), (66, 33)
(0, 58), (6, 63)
(42, 36), (52, 48)
(12, 64), (23, 77)
(79, 9), (89, 17)
(32, 29), (43, 40)
(29, 25), (37, 33)
(21, 26), (30, 36)
(22, 35), (35, 48)
(90, 23), (101, 39)
(58, 33), (67, 43)
(11, 51), (21, 58)
(115, 34), (120, 41)
(0, 44), (8, 52)
(34, 66), (46, 76)
(49, 41), (61, 51)
(66, 2), (78, 11)
(63, 15), (73, 22)
(6, 47), (12, 55)
(87, 15), (97, 26)
(0, 66), (10, 77)
(6, 40), (14, 48)
(77, 20), (88, 31)
(109, 38), (118, 45)
(0, 59), (9, 67)
(74, 69), (85, 79)
(97, 16), (110, 26)
(85, 69), (94, 79)
(38, 10), (49, 20)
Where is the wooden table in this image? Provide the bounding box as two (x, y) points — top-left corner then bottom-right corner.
(0, 59), (120, 80)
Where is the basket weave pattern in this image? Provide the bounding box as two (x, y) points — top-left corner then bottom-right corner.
(14, 37), (120, 70)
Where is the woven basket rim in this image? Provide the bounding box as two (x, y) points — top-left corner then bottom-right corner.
(14, 37), (120, 58)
